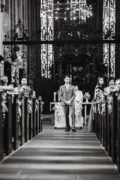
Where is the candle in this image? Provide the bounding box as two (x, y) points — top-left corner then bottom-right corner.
(0, 63), (4, 77)
(54, 92), (56, 102)
(33, 91), (36, 98)
(0, 65), (2, 77)
(58, 92), (60, 102)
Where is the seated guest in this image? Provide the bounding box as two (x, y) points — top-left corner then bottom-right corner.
(105, 78), (120, 94)
(114, 78), (120, 91)
(93, 76), (105, 115)
(109, 77), (115, 89)
(0, 76), (14, 113)
(104, 77), (115, 96)
(74, 85), (83, 129)
(0, 76), (14, 91)
(104, 78), (115, 114)
(94, 76), (105, 102)
(19, 78), (31, 97)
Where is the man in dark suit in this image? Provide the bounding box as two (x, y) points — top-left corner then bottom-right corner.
(59, 75), (76, 132)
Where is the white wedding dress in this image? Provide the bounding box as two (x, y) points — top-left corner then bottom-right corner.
(54, 90), (83, 128)
(54, 102), (66, 128)
(73, 90), (83, 128)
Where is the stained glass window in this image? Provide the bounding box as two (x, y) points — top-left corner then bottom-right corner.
(103, 0), (116, 77)
(4, 44), (28, 85)
(41, 0), (54, 78)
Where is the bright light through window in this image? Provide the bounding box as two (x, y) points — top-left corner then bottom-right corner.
(41, 0), (54, 78)
(103, 0), (116, 77)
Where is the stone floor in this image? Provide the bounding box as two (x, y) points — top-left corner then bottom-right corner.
(0, 122), (120, 180)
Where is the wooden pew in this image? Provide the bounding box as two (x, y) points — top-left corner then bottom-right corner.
(0, 92), (4, 160)
(0, 89), (43, 161)
(12, 94), (20, 150)
(93, 92), (120, 173)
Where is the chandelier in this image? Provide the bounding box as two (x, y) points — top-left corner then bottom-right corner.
(41, 0), (93, 23)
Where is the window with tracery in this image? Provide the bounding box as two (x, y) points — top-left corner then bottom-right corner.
(4, 44), (28, 85)
(40, 0), (54, 78)
(70, 0), (92, 22)
(103, 0), (116, 77)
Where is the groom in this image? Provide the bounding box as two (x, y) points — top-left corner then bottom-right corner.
(59, 75), (76, 132)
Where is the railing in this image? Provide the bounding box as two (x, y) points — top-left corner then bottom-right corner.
(50, 101), (92, 127)
(93, 92), (120, 173)
(0, 91), (43, 161)
(82, 102), (92, 126)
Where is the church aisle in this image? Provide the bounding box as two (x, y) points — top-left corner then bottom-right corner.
(0, 123), (119, 180)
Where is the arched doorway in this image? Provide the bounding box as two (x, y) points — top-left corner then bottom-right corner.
(54, 53), (94, 91)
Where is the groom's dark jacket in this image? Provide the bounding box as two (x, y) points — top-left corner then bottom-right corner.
(59, 84), (75, 106)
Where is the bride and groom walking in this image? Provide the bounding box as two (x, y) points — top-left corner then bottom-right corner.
(59, 75), (83, 132)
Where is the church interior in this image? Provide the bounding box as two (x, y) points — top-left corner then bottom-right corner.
(0, 0), (120, 179)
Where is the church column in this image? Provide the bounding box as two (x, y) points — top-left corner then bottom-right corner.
(29, 0), (36, 88)
(115, 0), (120, 78)
(96, 0), (103, 37)
(0, 6), (3, 56)
(27, 0), (39, 89)
(18, 0), (22, 21)
(23, 0), (28, 78)
(10, 0), (15, 30)
(14, 0), (18, 24)
(34, 0), (41, 95)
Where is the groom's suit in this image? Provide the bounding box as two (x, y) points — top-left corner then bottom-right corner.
(60, 84), (75, 129)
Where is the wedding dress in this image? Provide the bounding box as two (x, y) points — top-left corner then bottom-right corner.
(69, 90), (83, 128)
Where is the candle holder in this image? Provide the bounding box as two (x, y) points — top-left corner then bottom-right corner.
(84, 92), (91, 102)
(54, 92), (56, 102)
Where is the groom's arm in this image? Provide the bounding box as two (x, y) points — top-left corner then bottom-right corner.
(59, 87), (66, 103)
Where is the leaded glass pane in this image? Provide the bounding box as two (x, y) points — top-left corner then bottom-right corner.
(103, 0), (116, 78)
(4, 44), (28, 85)
(41, 0), (54, 78)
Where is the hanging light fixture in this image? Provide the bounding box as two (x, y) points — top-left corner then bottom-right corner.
(40, 0), (93, 22)
(54, 0), (93, 22)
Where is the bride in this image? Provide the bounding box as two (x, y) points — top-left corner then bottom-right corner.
(74, 85), (83, 129)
